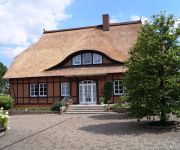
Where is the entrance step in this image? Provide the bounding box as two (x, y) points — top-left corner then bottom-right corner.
(65, 105), (106, 114)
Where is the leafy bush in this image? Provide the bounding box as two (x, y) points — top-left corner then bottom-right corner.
(0, 108), (9, 130)
(116, 96), (127, 104)
(51, 101), (63, 111)
(172, 107), (180, 118)
(0, 96), (13, 110)
(104, 82), (112, 104)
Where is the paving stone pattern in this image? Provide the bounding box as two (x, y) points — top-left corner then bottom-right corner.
(0, 113), (179, 150)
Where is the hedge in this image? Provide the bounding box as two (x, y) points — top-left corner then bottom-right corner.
(0, 96), (13, 110)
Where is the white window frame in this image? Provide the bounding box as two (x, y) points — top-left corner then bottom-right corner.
(113, 80), (124, 95)
(93, 53), (102, 64)
(39, 83), (47, 97)
(82, 53), (92, 65)
(72, 54), (81, 65)
(30, 84), (38, 97)
(61, 82), (70, 96)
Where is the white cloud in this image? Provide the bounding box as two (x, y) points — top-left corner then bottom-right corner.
(0, 0), (73, 58)
(1, 46), (27, 58)
(110, 16), (119, 23)
(174, 20), (180, 28)
(130, 15), (148, 24)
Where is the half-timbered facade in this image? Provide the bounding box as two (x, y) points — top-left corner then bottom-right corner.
(3, 14), (141, 106)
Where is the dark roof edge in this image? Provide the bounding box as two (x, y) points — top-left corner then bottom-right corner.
(43, 20), (142, 34)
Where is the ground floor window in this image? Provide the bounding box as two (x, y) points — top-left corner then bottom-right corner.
(30, 84), (38, 97)
(61, 82), (70, 96)
(39, 83), (47, 97)
(113, 80), (124, 95)
(30, 83), (47, 97)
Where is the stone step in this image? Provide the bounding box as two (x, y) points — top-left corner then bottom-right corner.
(67, 109), (105, 112)
(69, 106), (105, 109)
(65, 105), (107, 114)
(68, 108), (105, 110)
(65, 111), (109, 114)
(70, 105), (104, 107)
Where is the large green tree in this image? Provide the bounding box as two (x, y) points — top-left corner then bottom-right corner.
(124, 12), (180, 123)
(0, 62), (7, 93)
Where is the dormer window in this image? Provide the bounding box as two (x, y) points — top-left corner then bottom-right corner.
(72, 52), (103, 66)
(72, 54), (81, 65)
(93, 53), (102, 64)
(82, 53), (92, 65)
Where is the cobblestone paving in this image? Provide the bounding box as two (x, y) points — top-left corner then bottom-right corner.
(0, 113), (180, 150)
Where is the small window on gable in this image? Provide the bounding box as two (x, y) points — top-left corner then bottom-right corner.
(82, 53), (92, 65)
(93, 53), (102, 64)
(72, 54), (81, 65)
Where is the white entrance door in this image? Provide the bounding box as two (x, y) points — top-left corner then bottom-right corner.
(79, 80), (97, 104)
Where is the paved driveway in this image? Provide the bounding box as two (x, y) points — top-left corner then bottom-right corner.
(0, 113), (180, 150)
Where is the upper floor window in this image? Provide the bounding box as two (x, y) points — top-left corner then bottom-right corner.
(72, 54), (81, 65)
(82, 53), (92, 65)
(72, 52), (102, 66)
(93, 53), (102, 64)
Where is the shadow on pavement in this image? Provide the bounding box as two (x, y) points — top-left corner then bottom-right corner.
(80, 117), (180, 136)
(88, 113), (134, 120)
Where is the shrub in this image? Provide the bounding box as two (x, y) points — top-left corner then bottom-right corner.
(51, 101), (63, 111)
(0, 108), (9, 130)
(99, 97), (104, 104)
(104, 82), (112, 104)
(0, 96), (13, 110)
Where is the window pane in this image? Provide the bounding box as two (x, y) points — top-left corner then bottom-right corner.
(82, 53), (92, 64)
(72, 54), (81, 65)
(39, 83), (47, 97)
(61, 82), (70, 96)
(93, 53), (102, 64)
(30, 84), (38, 97)
(114, 80), (124, 95)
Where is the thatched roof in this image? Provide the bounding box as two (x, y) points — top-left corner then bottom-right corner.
(4, 20), (141, 79)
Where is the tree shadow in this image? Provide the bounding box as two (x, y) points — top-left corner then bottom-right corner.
(88, 113), (134, 120)
(79, 120), (180, 136)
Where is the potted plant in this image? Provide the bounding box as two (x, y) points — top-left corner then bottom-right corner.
(99, 97), (104, 105)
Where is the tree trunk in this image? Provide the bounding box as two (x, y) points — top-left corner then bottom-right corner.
(160, 91), (167, 124)
(160, 109), (166, 124)
(159, 64), (167, 124)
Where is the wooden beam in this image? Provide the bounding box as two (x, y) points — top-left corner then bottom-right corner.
(16, 79), (18, 104)
(53, 77), (55, 103)
(22, 79), (24, 104)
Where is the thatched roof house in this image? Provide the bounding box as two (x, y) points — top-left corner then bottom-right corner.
(4, 14), (141, 107)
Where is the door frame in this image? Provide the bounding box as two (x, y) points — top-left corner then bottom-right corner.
(79, 80), (97, 105)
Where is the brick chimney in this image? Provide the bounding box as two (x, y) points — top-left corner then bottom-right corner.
(102, 14), (109, 31)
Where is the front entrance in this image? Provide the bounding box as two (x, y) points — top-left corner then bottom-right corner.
(79, 80), (97, 104)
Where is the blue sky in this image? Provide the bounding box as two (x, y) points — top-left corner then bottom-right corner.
(0, 0), (180, 67)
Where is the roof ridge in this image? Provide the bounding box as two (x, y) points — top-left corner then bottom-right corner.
(43, 20), (142, 34)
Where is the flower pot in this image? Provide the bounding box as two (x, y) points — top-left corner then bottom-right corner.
(65, 103), (69, 108)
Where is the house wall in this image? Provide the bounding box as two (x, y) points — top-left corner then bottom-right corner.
(10, 73), (123, 107)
